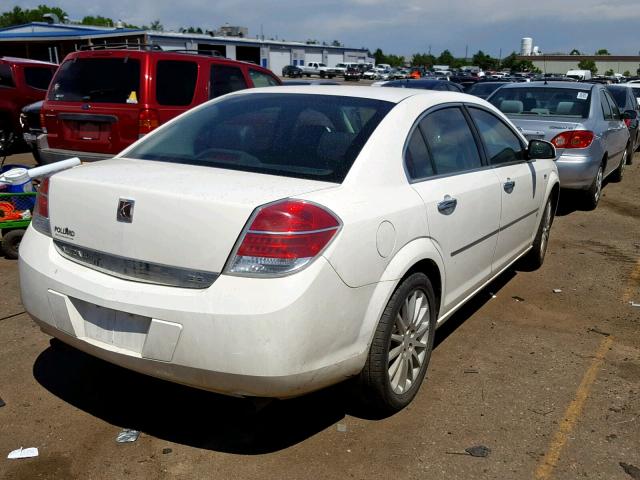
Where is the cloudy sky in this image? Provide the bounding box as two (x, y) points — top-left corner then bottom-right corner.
(12, 0), (640, 57)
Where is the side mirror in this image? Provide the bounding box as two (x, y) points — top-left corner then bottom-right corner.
(527, 139), (556, 160)
(622, 110), (638, 120)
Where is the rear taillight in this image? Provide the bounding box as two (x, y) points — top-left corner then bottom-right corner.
(550, 130), (594, 149)
(39, 111), (46, 132)
(225, 200), (341, 276)
(138, 109), (159, 136)
(32, 177), (51, 236)
(624, 119), (632, 128)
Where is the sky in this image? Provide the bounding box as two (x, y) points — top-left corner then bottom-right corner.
(11, 0), (640, 57)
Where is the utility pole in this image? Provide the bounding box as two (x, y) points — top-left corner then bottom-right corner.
(498, 48), (502, 69)
(465, 45), (468, 62)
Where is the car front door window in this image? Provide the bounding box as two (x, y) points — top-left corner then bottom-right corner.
(468, 108), (525, 165)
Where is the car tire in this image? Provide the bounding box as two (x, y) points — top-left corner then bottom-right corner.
(356, 272), (437, 415)
(584, 163), (603, 210)
(2, 229), (24, 260)
(521, 198), (554, 270)
(610, 147), (627, 183)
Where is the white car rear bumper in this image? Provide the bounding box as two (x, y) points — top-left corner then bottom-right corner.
(19, 227), (375, 398)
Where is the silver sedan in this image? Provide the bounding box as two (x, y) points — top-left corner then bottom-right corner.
(488, 81), (631, 210)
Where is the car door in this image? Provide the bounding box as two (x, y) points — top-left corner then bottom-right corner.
(209, 64), (249, 99)
(153, 59), (200, 126)
(467, 106), (541, 271)
(602, 90), (628, 172)
(406, 105), (502, 312)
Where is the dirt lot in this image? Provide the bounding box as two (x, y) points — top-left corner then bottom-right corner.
(0, 151), (639, 480)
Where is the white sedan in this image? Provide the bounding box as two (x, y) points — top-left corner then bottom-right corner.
(19, 87), (559, 413)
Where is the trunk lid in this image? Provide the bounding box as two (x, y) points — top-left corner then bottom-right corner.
(48, 159), (336, 277)
(507, 115), (583, 142)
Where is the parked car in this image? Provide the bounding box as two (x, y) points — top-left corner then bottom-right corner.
(299, 62), (339, 78)
(19, 100), (44, 164)
(466, 81), (511, 99)
(379, 79), (464, 92)
(343, 66), (361, 81)
(362, 69), (380, 80)
(625, 82), (640, 107)
(488, 81), (631, 209)
(20, 86), (559, 414)
(282, 65), (303, 78)
(0, 56), (57, 155)
(39, 46), (281, 164)
(606, 84), (640, 156)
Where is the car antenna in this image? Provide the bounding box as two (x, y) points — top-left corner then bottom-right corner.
(543, 57), (548, 85)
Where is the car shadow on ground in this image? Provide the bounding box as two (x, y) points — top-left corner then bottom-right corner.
(555, 181), (613, 217)
(33, 269), (517, 454)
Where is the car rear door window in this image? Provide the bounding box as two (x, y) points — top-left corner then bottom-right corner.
(48, 58), (140, 103)
(0, 64), (14, 88)
(418, 107), (482, 175)
(404, 128), (434, 179)
(156, 60), (198, 106)
(468, 108), (525, 165)
(209, 65), (248, 99)
(605, 91), (621, 120)
(24, 67), (54, 90)
(248, 69), (279, 87)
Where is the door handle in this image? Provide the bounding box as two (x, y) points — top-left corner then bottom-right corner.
(503, 179), (516, 193)
(437, 195), (457, 215)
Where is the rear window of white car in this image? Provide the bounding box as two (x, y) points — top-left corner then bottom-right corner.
(489, 87), (592, 118)
(126, 93), (393, 183)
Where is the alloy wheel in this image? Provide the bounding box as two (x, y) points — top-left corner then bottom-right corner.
(388, 289), (431, 394)
(540, 202), (552, 258)
(594, 167), (603, 203)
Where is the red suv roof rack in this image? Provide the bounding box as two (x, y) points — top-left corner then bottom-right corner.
(79, 43), (162, 51)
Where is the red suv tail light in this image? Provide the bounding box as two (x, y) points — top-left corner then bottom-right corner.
(32, 177), (51, 236)
(138, 109), (159, 136)
(225, 200), (341, 276)
(624, 118), (632, 128)
(550, 130), (594, 149)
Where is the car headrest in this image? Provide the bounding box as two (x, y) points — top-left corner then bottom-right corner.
(500, 100), (524, 114)
(555, 101), (575, 115)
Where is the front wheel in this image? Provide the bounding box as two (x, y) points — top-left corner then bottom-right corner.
(355, 272), (437, 415)
(521, 198), (553, 270)
(2, 229), (24, 260)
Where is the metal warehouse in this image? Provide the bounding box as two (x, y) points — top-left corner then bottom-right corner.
(0, 22), (371, 74)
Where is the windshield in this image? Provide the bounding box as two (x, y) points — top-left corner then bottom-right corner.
(125, 93), (393, 183)
(632, 87), (640, 105)
(489, 87), (592, 117)
(48, 57), (140, 103)
(607, 87), (628, 108)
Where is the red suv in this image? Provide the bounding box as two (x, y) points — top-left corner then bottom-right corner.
(39, 47), (281, 163)
(0, 57), (57, 154)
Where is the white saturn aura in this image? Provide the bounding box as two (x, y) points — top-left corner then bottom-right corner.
(19, 86), (559, 413)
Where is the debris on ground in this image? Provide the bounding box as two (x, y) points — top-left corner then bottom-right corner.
(553, 289), (562, 293)
(7, 447), (39, 459)
(620, 462), (640, 479)
(0, 396), (5, 408)
(116, 429), (140, 443)
(630, 302), (640, 308)
(465, 445), (491, 457)
(162, 448), (172, 455)
(512, 296), (525, 302)
(337, 423), (347, 432)
(489, 292), (497, 299)
(606, 434), (617, 442)
(464, 369), (479, 374)
(587, 327), (611, 337)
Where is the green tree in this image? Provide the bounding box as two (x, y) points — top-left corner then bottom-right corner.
(411, 53), (436, 67)
(436, 49), (455, 66)
(149, 19), (163, 32)
(331, 40), (342, 47)
(569, 49), (581, 55)
(623, 70), (631, 76)
(500, 52), (539, 73)
(81, 15), (114, 27)
(0, 5), (68, 27)
(471, 50), (497, 70)
(595, 49), (610, 55)
(604, 69), (614, 76)
(577, 59), (598, 74)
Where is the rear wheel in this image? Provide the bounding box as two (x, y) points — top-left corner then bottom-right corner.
(583, 164), (603, 210)
(356, 272), (437, 415)
(610, 147), (627, 183)
(2, 229), (24, 260)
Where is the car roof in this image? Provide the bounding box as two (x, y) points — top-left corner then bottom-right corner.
(498, 81), (595, 90)
(230, 85), (487, 105)
(385, 79), (448, 86)
(0, 56), (57, 67)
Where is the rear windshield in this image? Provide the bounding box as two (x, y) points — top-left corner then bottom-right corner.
(607, 87), (628, 109)
(632, 87), (640, 103)
(468, 83), (505, 96)
(489, 87), (592, 118)
(48, 58), (140, 103)
(125, 93), (393, 183)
